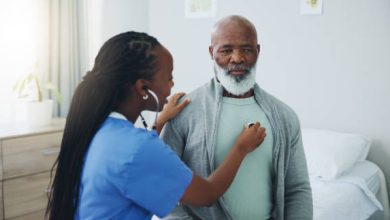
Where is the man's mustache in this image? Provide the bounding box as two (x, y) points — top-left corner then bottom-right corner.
(225, 65), (251, 74)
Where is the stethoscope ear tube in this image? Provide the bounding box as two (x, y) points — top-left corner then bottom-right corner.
(140, 89), (159, 131)
(147, 89), (159, 130)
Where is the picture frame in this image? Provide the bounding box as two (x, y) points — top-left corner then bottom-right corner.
(185, 0), (217, 18)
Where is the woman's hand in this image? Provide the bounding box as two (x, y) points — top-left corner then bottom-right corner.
(234, 122), (266, 156)
(156, 92), (190, 133)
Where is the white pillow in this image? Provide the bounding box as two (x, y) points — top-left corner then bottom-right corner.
(302, 128), (371, 180)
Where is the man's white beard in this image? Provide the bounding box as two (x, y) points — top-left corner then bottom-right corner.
(214, 62), (256, 96)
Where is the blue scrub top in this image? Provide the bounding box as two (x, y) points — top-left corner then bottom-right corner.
(76, 113), (193, 220)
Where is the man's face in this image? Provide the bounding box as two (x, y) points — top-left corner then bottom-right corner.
(209, 23), (260, 95)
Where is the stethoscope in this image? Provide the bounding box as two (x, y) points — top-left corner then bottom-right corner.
(139, 89), (159, 131)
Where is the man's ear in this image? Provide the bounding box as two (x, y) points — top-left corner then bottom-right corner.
(257, 44), (261, 56)
(209, 46), (214, 60)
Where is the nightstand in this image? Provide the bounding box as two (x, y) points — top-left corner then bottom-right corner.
(0, 119), (65, 220)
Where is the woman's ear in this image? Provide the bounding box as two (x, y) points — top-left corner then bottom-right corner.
(134, 79), (150, 98)
(134, 79), (151, 97)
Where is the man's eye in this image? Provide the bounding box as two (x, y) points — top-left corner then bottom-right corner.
(220, 50), (231, 54)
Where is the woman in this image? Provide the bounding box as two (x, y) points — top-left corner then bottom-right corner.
(46, 31), (266, 220)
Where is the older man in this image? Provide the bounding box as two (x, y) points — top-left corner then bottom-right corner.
(161, 15), (312, 220)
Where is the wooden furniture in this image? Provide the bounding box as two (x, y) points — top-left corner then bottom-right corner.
(0, 119), (65, 220)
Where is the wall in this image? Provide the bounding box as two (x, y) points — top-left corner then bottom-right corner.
(87, 0), (149, 68)
(149, 0), (390, 198)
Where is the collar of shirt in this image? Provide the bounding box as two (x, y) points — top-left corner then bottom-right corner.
(109, 112), (127, 121)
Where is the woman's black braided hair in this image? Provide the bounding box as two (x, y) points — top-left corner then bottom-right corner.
(46, 31), (161, 220)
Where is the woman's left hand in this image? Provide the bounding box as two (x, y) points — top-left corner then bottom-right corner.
(156, 92), (190, 133)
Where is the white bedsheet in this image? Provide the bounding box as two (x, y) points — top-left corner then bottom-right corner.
(347, 160), (381, 194)
(311, 161), (383, 220)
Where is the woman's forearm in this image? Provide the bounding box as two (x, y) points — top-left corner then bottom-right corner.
(180, 145), (246, 206)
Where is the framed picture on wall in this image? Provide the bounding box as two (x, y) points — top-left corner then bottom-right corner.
(300, 0), (323, 15)
(185, 0), (217, 18)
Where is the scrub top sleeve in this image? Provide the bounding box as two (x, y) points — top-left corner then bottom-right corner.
(124, 134), (193, 218)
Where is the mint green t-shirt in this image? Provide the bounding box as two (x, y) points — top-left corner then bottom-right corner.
(215, 96), (274, 220)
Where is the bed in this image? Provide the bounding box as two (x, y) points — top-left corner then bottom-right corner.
(303, 128), (390, 220)
(310, 160), (389, 220)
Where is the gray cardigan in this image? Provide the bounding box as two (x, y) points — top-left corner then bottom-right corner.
(161, 78), (313, 220)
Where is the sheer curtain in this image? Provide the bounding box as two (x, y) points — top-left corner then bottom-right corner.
(48, 0), (89, 117)
(0, 0), (90, 122)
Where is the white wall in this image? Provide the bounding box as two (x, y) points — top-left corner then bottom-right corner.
(87, 0), (149, 68)
(149, 0), (390, 198)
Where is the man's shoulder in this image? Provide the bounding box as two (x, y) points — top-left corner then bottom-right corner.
(255, 85), (300, 125)
(257, 86), (294, 110)
(178, 80), (215, 108)
(187, 80), (215, 100)
(171, 80), (216, 126)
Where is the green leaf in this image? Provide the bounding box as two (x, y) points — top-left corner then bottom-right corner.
(12, 72), (62, 104)
(45, 82), (62, 104)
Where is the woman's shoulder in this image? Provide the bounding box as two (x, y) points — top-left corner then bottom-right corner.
(90, 117), (156, 155)
(98, 117), (148, 139)
(86, 117), (166, 169)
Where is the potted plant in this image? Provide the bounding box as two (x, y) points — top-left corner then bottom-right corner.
(13, 65), (61, 126)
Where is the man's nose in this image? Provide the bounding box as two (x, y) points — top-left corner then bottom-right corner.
(230, 50), (245, 64)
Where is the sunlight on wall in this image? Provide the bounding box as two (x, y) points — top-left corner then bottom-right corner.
(0, 0), (48, 123)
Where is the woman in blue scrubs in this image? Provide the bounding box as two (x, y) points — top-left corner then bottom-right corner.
(46, 31), (266, 220)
